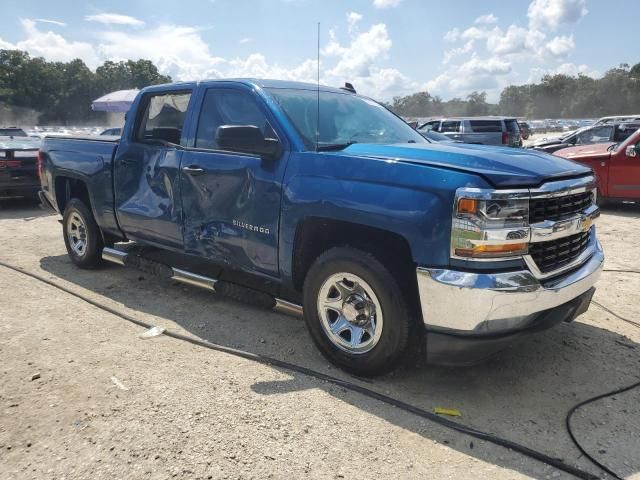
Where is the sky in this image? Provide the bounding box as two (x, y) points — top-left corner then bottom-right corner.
(0, 0), (638, 102)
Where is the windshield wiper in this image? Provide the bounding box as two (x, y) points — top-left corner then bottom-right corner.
(607, 143), (618, 152)
(317, 141), (357, 152)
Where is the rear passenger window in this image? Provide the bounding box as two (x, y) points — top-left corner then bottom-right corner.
(440, 121), (461, 133)
(195, 89), (273, 150)
(135, 92), (192, 145)
(469, 120), (502, 133)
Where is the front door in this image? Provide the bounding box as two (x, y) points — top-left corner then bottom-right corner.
(114, 89), (193, 249)
(608, 139), (640, 200)
(179, 86), (287, 277)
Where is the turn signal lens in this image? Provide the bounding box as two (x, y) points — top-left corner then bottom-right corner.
(454, 243), (528, 258)
(457, 198), (477, 214)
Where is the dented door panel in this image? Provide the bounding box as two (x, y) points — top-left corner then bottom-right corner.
(180, 149), (281, 275)
(114, 143), (184, 248)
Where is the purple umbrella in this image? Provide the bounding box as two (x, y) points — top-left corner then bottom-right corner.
(91, 89), (139, 112)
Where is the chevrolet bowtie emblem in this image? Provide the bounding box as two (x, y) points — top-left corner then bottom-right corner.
(580, 215), (593, 231)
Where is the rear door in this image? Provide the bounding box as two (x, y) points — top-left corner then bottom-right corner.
(178, 84), (289, 277)
(439, 120), (462, 141)
(114, 87), (194, 249)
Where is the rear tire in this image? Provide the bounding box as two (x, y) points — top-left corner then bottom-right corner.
(62, 198), (104, 269)
(303, 247), (412, 377)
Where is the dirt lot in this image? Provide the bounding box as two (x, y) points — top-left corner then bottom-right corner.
(1, 199), (639, 480)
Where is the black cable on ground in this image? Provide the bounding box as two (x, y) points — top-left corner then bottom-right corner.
(593, 301), (640, 329)
(566, 379), (640, 480)
(0, 260), (600, 480)
(595, 269), (640, 329)
(602, 269), (640, 275)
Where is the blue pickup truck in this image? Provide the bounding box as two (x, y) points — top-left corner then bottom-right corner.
(39, 79), (603, 375)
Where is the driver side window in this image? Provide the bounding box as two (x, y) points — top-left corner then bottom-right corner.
(195, 89), (273, 150)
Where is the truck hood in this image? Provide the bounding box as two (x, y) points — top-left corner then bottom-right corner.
(340, 142), (591, 188)
(554, 142), (614, 160)
(530, 136), (564, 147)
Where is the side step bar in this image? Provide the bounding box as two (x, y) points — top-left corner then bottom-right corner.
(102, 247), (303, 317)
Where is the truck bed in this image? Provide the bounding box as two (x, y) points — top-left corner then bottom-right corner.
(40, 135), (121, 233)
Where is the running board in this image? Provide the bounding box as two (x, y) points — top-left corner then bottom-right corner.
(101, 247), (303, 317)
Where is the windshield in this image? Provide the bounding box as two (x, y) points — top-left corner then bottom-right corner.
(0, 128), (27, 137)
(266, 88), (426, 150)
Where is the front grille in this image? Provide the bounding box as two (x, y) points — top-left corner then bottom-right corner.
(529, 230), (591, 274)
(529, 191), (593, 224)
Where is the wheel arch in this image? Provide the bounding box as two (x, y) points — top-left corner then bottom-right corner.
(54, 175), (92, 214)
(291, 217), (416, 294)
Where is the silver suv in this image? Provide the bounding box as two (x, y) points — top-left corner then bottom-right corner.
(419, 117), (523, 147)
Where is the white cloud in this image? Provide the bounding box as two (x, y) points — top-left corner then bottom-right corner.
(529, 62), (600, 82)
(85, 13), (145, 26)
(96, 24), (224, 79)
(347, 12), (363, 32)
(443, 28), (460, 42)
(0, 19), (99, 67)
(34, 19), (66, 27)
(527, 0), (588, 31)
(486, 25), (545, 57)
(443, 40), (474, 64)
(426, 54), (513, 100)
(545, 34), (575, 57)
(461, 26), (493, 41)
(323, 24), (391, 78)
(372, 0), (402, 9)
(427, 0), (594, 100)
(474, 14), (498, 25)
(239, 37), (251, 44)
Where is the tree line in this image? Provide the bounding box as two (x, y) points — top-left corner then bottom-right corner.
(0, 49), (171, 125)
(1, 48), (639, 124)
(387, 63), (640, 119)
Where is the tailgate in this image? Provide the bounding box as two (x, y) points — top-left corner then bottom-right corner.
(0, 148), (39, 187)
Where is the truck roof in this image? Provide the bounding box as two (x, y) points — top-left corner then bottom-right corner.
(143, 78), (354, 95)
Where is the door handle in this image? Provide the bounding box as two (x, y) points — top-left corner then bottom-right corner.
(183, 165), (205, 176)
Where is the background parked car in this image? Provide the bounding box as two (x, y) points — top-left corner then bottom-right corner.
(593, 114), (640, 126)
(518, 121), (531, 139)
(529, 122), (640, 154)
(0, 127), (28, 137)
(0, 136), (41, 201)
(100, 127), (122, 136)
(418, 117), (522, 147)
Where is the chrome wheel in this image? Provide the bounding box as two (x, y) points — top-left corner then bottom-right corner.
(66, 212), (88, 257)
(317, 272), (383, 354)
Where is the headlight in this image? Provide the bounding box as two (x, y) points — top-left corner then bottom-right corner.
(451, 188), (530, 260)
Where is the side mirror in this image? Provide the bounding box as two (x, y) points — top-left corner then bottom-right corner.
(216, 125), (281, 159)
(625, 144), (638, 157)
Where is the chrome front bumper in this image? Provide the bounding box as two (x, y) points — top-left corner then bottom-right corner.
(417, 236), (604, 334)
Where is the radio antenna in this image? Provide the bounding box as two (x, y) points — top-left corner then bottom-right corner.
(316, 21), (320, 152)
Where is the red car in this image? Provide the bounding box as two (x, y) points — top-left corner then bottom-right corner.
(555, 128), (640, 203)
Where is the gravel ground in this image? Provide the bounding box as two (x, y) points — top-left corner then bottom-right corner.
(0, 199), (639, 480)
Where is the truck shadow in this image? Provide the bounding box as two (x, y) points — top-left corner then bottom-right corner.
(0, 198), (56, 220)
(38, 253), (640, 479)
(599, 201), (640, 219)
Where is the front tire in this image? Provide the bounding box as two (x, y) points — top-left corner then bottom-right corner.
(62, 198), (104, 268)
(303, 247), (412, 376)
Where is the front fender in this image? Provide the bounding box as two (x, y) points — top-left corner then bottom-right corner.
(279, 153), (489, 280)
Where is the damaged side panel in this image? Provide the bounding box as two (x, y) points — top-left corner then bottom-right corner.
(179, 149), (282, 276)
